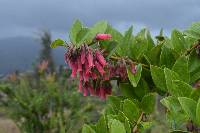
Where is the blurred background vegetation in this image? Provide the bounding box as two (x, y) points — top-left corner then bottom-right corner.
(0, 31), (105, 133)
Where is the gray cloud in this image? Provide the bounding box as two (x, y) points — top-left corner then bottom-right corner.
(0, 0), (200, 39)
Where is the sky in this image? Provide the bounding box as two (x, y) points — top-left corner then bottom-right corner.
(0, 0), (200, 39)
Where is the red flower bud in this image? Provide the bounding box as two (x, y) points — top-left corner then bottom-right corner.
(95, 50), (107, 67)
(131, 64), (137, 75)
(95, 34), (112, 40)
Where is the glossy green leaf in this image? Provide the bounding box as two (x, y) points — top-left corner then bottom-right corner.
(50, 39), (65, 48)
(141, 93), (156, 114)
(109, 119), (126, 133)
(172, 80), (192, 97)
(69, 20), (82, 44)
(196, 98), (200, 125)
(145, 44), (162, 65)
(171, 29), (188, 53)
(84, 21), (108, 43)
(190, 89), (200, 101)
(172, 56), (190, 83)
(123, 99), (140, 123)
(184, 21), (200, 39)
(160, 46), (176, 68)
(96, 116), (108, 133)
(150, 65), (167, 91)
(82, 124), (96, 133)
(160, 96), (182, 112)
(178, 97), (197, 123)
(170, 130), (189, 133)
(76, 27), (89, 44)
(189, 51), (200, 83)
(164, 68), (180, 94)
(107, 96), (121, 114)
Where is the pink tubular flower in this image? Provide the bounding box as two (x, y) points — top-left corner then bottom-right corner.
(84, 60), (90, 74)
(71, 62), (78, 78)
(83, 71), (89, 82)
(87, 49), (94, 68)
(81, 47), (86, 64)
(90, 72), (97, 80)
(100, 87), (106, 100)
(83, 87), (88, 96)
(95, 34), (112, 40)
(88, 84), (95, 96)
(79, 71), (83, 81)
(95, 50), (107, 67)
(95, 61), (105, 76)
(77, 56), (82, 72)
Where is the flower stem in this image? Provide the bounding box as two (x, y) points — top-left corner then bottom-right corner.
(110, 56), (149, 69)
(132, 112), (144, 133)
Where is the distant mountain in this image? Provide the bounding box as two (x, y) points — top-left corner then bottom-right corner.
(0, 36), (65, 75)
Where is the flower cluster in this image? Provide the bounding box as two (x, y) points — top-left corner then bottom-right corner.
(64, 33), (137, 99)
(65, 45), (112, 99)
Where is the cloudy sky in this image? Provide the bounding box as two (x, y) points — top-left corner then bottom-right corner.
(0, 0), (200, 39)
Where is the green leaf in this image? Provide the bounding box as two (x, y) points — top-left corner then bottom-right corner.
(184, 21), (200, 39)
(107, 96), (121, 114)
(178, 97), (197, 123)
(146, 30), (155, 50)
(96, 116), (108, 133)
(130, 29), (149, 60)
(196, 98), (200, 125)
(50, 39), (65, 48)
(150, 65), (167, 92)
(123, 99), (140, 123)
(141, 93), (156, 114)
(117, 111), (131, 133)
(166, 111), (188, 130)
(160, 96), (182, 112)
(172, 56), (190, 83)
(116, 26), (133, 56)
(171, 29), (188, 53)
(106, 24), (123, 42)
(76, 27), (89, 44)
(82, 124), (96, 133)
(127, 64), (142, 87)
(145, 44), (162, 65)
(109, 119), (126, 133)
(189, 51), (200, 83)
(190, 89), (200, 101)
(171, 80), (192, 97)
(160, 46), (176, 68)
(133, 79), (149, 100)
(84, 21), (108, 43)
(120, 79), (148, 101)
(69, 20), (82, 44)
(164, 68), (180, 94)
(170, 130), (189, 133)
(119, 83), (135, 98)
